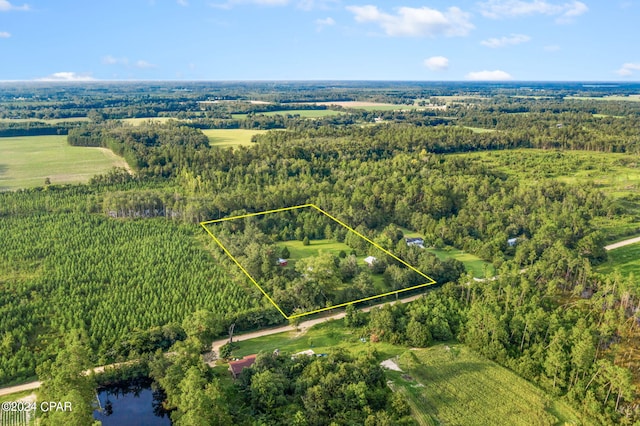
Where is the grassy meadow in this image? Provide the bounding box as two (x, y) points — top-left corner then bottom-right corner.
(0, 135), (129, 191)
(390, 344), (584, 426)
(201, 129), (267, 148)
(598, 243), (640, 278)
(427, 247), (496, 278)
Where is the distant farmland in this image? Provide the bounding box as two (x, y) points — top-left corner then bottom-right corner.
(201, 129), (268, 148)
(0, 135), (128, 190)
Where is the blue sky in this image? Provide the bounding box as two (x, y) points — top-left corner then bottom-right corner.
(0, 0), (639, 81)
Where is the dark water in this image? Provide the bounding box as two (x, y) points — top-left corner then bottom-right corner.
(93, 383), (172, 426)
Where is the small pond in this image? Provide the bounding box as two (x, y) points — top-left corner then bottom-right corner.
(93, 380), (172, 425)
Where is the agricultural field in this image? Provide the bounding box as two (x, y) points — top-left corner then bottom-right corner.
(598, 243), (640, 278)
(389, 344), (585, 426)
(201, 128), (268, 148)
(0, 135), (129, 191)
(566, 95), (640, 102)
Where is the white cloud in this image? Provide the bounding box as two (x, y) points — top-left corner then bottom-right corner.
(177, 0), (188, 5)
(135, 60), (156, 69)
(478, 0), (588, 22)
(316, 16), (336, 29)
(0, 31), (10, 38)
(102, 55), (129, 65)
(35, 72), (96, 82)
(424, 56), (449, 71)
(346, 5), (474, 37)
(481, 33), (530, 48)
(466, 70), (513, 80)
(616, 63), (640, 76)
(0, 0), (29, 11)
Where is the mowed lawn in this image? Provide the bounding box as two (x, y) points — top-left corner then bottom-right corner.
(598, 243), (640, 278)
(0, 136), (129, 191)
(201, 129), (267, 148)
(279, 238), (357, 262)
(427, 248), (496, 279)
(390, 344), (584, 426)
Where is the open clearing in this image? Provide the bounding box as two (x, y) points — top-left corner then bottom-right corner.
(389, 344), (584, 426)
(598, 242), (640, 278)
(201, 129), (267, 148)
(427, 247), (496, 278)
(0, 135), (129, 191)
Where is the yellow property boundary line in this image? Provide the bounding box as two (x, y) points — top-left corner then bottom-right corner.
(200, 204), (437, 319)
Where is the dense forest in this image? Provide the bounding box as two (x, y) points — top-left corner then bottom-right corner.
(1, 82), (640, 424)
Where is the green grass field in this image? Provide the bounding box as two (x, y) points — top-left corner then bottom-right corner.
(427, 247), (496, 278)
(390, 344), (584, 426)
(462, 126), (497, 133)
(0, 136), (129, 191)
(201, 129), (267, 148)
(280, 238), (357, 261)
(598, 243), (640, 278)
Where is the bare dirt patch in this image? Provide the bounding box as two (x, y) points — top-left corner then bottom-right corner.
(380, 358), (403, 371)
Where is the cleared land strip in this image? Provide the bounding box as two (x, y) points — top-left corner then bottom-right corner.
(604, 236), (640, 251)
(0, 293), (425, 397)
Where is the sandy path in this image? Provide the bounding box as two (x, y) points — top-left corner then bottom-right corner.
(604, 236), (640, 251)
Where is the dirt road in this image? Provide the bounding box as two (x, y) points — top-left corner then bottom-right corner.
(0, 293), (426, 397)
(604, 236), (640, 251)
(210, 293), (425, 357)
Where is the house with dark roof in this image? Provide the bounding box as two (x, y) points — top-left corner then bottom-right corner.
(228, 354), (257, 379)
